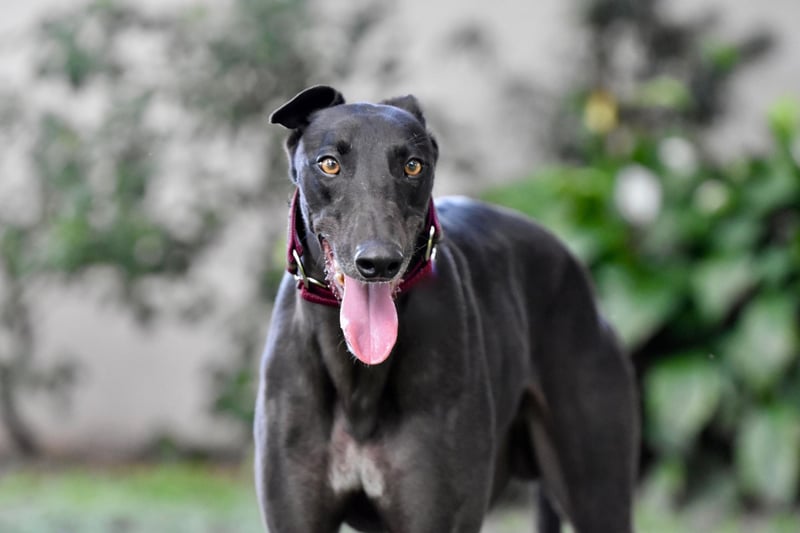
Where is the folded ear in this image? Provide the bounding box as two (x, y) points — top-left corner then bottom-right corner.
(269, 85), (346, 129)
(381, 94), (437, 162)
(380, 94), (426, 126)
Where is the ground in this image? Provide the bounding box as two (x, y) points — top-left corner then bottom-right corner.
(0, 462), (797, 532)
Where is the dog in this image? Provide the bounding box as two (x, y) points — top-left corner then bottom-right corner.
(254, 85), (639, 533)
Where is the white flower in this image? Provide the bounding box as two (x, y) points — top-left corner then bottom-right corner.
(614, 164), (663, 226)
(658, 136), (698, 176)
(694, 180), (729, 214)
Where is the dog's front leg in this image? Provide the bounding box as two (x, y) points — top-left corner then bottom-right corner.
(254, 364), (338, 533)
(374, 415), (494, 533)
(255, 411), (337, 531)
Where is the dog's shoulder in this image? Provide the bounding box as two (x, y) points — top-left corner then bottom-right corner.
(435, 196), (569, 259)
(434, 195), (581, 298)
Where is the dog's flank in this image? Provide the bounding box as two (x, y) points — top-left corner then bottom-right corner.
(255, 85), (639, 533)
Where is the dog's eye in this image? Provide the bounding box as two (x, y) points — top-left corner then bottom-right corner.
(404, 159), (423, 177)
(317, 156), (341, 175)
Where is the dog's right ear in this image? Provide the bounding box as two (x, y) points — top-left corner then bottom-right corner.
(269, 85), (345, 130)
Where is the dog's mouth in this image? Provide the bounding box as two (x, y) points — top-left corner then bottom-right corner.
(321, 238), (400, 366)
(321, 239), (346, 300)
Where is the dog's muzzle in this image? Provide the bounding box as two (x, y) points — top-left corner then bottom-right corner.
(286, 189), (442, 365)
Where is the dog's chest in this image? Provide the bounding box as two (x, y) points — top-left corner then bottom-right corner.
(328, 415), (387, 500)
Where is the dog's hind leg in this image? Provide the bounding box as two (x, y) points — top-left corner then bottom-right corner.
(530, 258), (639, 533)
(537, 489), (562, 533)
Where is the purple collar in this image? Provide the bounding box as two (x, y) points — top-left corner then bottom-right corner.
(285, 189), (442, 307)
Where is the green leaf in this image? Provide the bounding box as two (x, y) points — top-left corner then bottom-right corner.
(634, 76), (691, 111)
(722, 293), (798, 393)
(597, 265), (681, 348)
(744, 160), (799, 217)
(482, 166), (618, 261)
(639, 457), (687, 510)
(0, 226), (28, 278)
(46, 215), (93, 272)
(768, 96), (800, 144)
(712, 215), (760, 254)
(691, 253), (757, 322)
(735, 405), (800, 506)
(758, 246), (796, 288)
(644, 352), (724, 455)
(702, 41), (741, 73)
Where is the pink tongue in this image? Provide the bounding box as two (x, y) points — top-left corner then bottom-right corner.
(340, 275), (398, 365)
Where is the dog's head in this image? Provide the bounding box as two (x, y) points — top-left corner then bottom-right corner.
(271, 85), (439, 364)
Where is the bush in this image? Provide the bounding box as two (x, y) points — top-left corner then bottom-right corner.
(484, 98), (800, 508)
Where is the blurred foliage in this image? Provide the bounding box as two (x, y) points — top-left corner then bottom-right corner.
(0, 0), (394, 457)
(486, 0), (799, 511)
(487, 98), (800, 510)
(32, 103), (218, 286)
(0, 0), (326, 456)
(552, 0), (772, 157)
(2, 61), (217, 455)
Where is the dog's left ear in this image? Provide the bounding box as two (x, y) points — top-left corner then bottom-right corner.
(381, 94), (438, 161)
(380, 95), (427, 127)
(270, 85), (346, 129)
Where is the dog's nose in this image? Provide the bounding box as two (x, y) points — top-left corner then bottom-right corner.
(354, 241), (404, 280)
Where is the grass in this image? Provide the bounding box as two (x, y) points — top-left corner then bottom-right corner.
(0, 462), (262, 533)
(0, 462), (798, 532)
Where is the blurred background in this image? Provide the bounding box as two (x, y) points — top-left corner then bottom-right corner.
(0, 0), (798, 531)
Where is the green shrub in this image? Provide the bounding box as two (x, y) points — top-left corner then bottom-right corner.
(484, 98), (800, 508)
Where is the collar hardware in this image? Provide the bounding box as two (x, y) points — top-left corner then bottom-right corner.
(424, 224), (437, 263)
(291, 249), (328, 290)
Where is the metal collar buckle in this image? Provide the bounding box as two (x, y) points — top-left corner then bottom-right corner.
(291, 249), (327, 290)
(424, 224), (437, 263)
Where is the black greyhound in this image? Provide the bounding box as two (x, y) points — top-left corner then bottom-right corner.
(255, 85), (639, 533)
